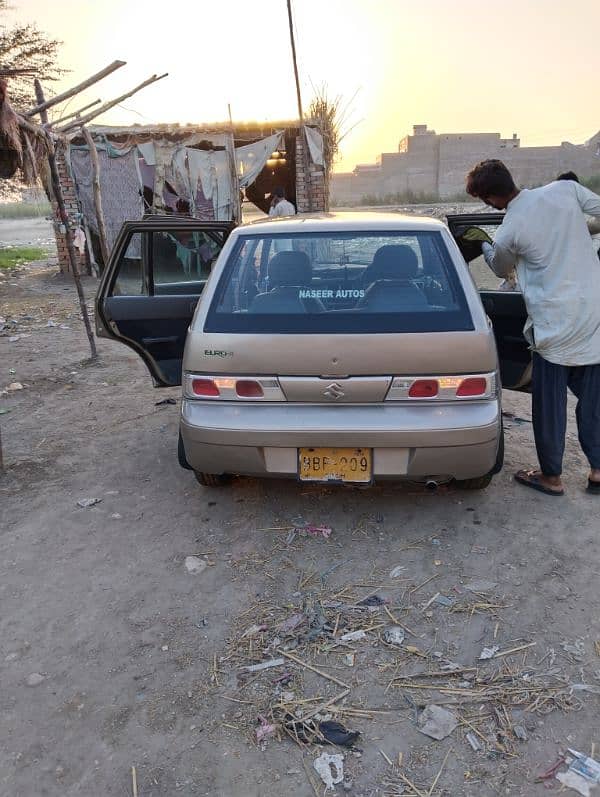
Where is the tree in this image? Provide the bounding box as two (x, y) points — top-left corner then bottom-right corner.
(0, 1), (64, 110)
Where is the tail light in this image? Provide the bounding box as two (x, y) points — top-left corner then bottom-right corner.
(456, 377), (487, 397)
(184, 374), (284, 401)
(408, 379), (439, 398)
(387, 373), (496, 401)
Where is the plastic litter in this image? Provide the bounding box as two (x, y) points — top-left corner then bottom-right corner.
(184, 556), (207, 574)
(513, 725), (528, 741)
(313, 752), (344, 791)
(463, 580), (497, 593)
(358, 594), (386, 607)
(255, 715), (277, 742)
(389, 565), (405, 578)
(302, 525), (332, 538)
(466, 731), (482, 751)
(433, 594), (455, 607)
(340, 630), (366, 643)
(155, 397), (177, 406)
(554, 749), (600, 796)
(479, 646), (500, 660)
(417, 704), (459, 740)
(319, 720), (360, 748)
(383, 626), (406, 646)
(278, 613), (305, 634)
(6, 382), (23, 391)
(242, 657), (285, 673)
(562, 640), (586, 661)
(76, 497), (102, 508)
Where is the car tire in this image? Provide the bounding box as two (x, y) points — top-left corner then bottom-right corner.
(194, 471), (230, 487)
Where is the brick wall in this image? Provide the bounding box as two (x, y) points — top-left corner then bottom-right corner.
(52, 143), (85, 274)
(295, 133), (327, 213)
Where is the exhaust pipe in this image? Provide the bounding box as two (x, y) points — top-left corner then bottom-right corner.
(425, 479), (439, 492)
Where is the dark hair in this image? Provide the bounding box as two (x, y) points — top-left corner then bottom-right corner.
(466, 159), (517, 198)
(557, 171), (579, 183)
(272, 186), (285, 198)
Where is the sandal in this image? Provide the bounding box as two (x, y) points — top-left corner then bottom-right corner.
(514, 469), (564, 497)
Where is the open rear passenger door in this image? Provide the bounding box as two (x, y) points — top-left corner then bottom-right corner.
(95, 217), (234, 386)
(447, 213), (531, 391)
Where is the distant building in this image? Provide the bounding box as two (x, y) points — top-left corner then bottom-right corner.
(331, 124), (600, 203)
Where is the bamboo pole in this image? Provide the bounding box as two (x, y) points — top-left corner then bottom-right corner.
(25, 60), (126, 117)
(59, 73), (168, 133)
(51, 99), (101, 127)
(35, 80), (98, 361)
(80, 126), (110, 268)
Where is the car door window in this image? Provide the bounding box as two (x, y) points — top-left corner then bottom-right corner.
(153, 230), (221, 295)
(112, 233), (144, 296)
(466, 224), (519, 292)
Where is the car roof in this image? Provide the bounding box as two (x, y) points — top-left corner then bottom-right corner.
(238, 211), (446, 235)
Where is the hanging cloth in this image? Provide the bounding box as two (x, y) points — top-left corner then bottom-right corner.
(304, 125), (324, 166)
(235, 131), (284, 188)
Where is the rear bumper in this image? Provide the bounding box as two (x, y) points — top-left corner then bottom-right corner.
(180, 399), (501, 481)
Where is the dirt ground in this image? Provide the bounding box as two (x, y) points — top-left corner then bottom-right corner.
(2, 251), (600, 797)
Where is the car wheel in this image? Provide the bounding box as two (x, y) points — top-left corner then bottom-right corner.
(454, 472), (493, 490)
(194, 471), (230, 487)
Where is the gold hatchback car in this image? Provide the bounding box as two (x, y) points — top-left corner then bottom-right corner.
(96, 212), (530, 490)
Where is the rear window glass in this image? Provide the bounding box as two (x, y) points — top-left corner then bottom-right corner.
(204, 231), (473, 334)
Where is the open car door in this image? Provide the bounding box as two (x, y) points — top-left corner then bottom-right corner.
(447, 213), (531, 391)
(95, 217), (234, 386)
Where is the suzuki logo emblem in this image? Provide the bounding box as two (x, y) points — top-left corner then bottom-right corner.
(323, 382), (345, 400)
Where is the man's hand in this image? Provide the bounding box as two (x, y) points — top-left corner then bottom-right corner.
(462, 226), (493, 244)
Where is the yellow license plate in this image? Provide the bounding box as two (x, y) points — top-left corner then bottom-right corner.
(298, 447), (373, 483)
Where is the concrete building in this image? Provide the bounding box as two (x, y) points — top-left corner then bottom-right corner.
(332, 124), (600, 204)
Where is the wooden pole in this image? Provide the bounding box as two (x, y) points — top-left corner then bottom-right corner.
(80, 126), (110, 269)
(35, 80), (98, 361)
(59, 73), (168, 133)
(286, 0), (303, 121)
(25, 60), (126, 117)
(51, 99), (101, 127)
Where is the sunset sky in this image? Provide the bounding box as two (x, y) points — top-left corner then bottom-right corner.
(6, 0), (600, 172)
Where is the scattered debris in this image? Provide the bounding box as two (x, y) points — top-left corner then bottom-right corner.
(383, 626), (406, 646)
(479, 646), (500, 660)
(278, 613), (305, 634)
(344, 653), (355, 667)
(417, 705), (458, 740)
(76, 497), (102, 508)
(466, 731), (483, 751)
(358, 594), (386, 607)
(25, 673), (45, 687)
(432, 594), (455, 607)
(301, 525), (332, 539)
(242, 657), (285, 673)
(562, 640), (586, 661)
(389, 565), (405, 578)
(155, 397), (177, 406)
(6, 382), (23, 391)
(184, 555), (207, 574)
(319, 720), (360, 748)
(256, 715), (277, 742)
(556, 751), (600, 796)
(313, 752), (344, 791)
(241, 624), (267, 638)
(513, 725), (528, 741)
(340, 630), (366, 643)
(463, 580), (497, 593)
(8, 335), (20, 342)
(570, 683), (600, 695)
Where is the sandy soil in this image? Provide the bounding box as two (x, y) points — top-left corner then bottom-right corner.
(1, 252), (600, 797)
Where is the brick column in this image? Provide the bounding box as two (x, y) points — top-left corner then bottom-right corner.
(52, 143), (85, 274)
(295, 133), (328, 213)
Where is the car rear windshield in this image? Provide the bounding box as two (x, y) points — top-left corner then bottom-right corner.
(204, 230), (473, 334)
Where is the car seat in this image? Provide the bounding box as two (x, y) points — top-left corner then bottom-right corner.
(249, 251), (324, 313)
(359, 244), (428, 311)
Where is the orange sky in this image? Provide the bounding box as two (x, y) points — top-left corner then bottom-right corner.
(7, 0), (600, 171)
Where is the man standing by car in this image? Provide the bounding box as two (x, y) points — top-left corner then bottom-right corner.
(463, 159), (600, 497)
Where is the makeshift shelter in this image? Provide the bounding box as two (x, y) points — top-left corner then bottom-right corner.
(54, 119), (327, 273)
